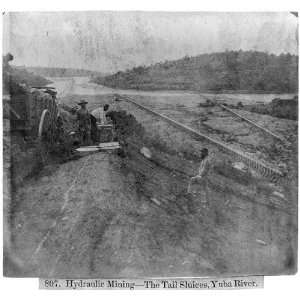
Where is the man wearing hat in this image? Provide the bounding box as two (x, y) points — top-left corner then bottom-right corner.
(76, 99), (91, 145)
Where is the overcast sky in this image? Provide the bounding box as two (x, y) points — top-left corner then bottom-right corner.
(3, 11), (298, 73)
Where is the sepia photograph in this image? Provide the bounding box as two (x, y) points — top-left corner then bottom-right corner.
(2, 11), (298, 279)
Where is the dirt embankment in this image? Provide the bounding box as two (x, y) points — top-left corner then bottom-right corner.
(7, 105), (297, 277)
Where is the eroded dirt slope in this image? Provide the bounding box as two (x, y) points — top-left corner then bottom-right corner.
(8, 137), (297, 277)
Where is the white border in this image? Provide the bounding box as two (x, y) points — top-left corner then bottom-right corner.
(1, 1), (299, 299)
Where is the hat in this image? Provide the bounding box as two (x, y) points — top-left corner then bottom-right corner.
(77, 100), (88, 105)
(201, 148), (209, 156)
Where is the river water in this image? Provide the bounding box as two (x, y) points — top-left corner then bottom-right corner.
(48, 76), (296, 106)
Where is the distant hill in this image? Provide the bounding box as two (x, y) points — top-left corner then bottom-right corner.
(24, 66), (106, 78)
(93, 50), (298, 93)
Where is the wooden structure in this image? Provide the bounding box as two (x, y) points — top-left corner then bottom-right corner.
(5, 86), (60, 163)
(118, 94), (284, 183)
(9, 87), (59, 138)
(219, 104), (287, 143)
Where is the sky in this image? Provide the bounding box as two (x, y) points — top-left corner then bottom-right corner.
(3, 11), (298, 73)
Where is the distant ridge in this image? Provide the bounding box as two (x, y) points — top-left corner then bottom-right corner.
(93, 50), (298, 93)
(18, 66), (107, 78)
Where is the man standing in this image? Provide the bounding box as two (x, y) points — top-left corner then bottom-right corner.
(76, 100), (91, 145)
(91, 104), (110, 124)
(187, 148), (210, 196)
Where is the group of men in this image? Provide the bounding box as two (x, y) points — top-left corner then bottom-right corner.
(75, 99), (111, 145)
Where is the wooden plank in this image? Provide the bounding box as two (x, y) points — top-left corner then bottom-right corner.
(75, 142), (120, 152)
(99, 142), (120, 148)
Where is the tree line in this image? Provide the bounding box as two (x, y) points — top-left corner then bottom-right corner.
(93, 50), (298, 93)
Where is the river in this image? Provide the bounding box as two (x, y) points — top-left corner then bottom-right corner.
(48, 76), (296, 106)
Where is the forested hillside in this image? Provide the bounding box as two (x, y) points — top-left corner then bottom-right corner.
(94, 51), (298, 93)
